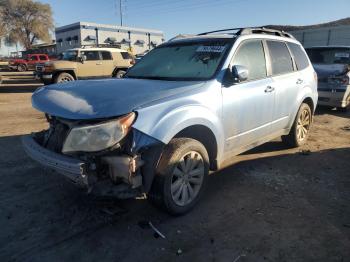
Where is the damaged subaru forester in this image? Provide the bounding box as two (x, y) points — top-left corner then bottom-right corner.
(22, 28), (318, 215)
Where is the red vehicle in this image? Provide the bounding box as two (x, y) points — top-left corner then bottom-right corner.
(9, 54), (50, 72)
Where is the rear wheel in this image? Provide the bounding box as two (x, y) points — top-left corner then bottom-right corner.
(282, 103), (312, 147)
(54, 72), (75, 83)
(114, 70), (126, 78)
(148, 138), (209, 215)
(17, 64), (27, 72)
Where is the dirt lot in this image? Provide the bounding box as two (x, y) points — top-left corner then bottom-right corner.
(0, 72), (349, 262)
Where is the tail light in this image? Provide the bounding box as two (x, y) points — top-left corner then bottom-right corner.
(340, 75), (349, 85)
(313, 71), (318, 82)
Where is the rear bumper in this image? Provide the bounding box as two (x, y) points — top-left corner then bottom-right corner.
(21, 135), (88, 187)
(317, 84), (350, 108)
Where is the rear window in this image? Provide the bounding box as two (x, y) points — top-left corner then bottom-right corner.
(288, 43), (309, 70)
(267, 41), (294, 75)
(306, 48), (350, 65)
(121, 52), (132, 60)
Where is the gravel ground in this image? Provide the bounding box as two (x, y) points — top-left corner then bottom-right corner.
(0, 72), (349, 262)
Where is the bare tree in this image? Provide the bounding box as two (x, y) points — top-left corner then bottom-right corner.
(0, 0), (54, 50)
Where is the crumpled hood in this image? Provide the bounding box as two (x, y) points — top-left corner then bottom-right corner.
(313, 63), (349, 79)
(32, 78), (204, 119)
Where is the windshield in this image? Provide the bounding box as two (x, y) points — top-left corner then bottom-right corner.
(125, 40), (232, 80)
(306, 48), (350, 65)
(59, 50), (78, 61)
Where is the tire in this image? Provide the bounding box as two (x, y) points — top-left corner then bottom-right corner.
(114, 70), (126, 78)
(54, 72), (75, 83)
(148, 138), (209, 215)
(282, 103), (312, 147)
(42, 79), (52, 85)
(17, 64), (27, 72)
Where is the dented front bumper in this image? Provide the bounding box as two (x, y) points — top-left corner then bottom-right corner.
(21, 134), (144, 198)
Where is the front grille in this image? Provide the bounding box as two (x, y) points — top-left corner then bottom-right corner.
(45, 121), (70, 153)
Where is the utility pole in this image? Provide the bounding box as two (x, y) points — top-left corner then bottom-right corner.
(118, 0), (123, 26)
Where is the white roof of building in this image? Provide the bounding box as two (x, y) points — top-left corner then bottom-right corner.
(56, 21), (163, 35)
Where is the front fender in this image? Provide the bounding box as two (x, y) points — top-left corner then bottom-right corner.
(133, 105), (224, 162)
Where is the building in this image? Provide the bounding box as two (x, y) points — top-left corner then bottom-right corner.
(55, 22), (165, 55)
(290, 25), (350, 48)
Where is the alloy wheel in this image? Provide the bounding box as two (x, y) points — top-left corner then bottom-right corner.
(297, 108), (311, 141)
(170, 151), (205, 206)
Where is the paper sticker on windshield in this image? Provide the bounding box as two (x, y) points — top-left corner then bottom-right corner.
(196, 46), (226, 53)
(335, 52), (350, 58)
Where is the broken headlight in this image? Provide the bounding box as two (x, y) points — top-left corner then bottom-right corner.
(62, 112), (135, 153)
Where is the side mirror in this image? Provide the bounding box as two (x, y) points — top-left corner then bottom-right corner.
(232, 65), (249, 82)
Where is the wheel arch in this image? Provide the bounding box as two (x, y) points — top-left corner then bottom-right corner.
(53, 69), (77, 80)
(174, 125), (218, 170)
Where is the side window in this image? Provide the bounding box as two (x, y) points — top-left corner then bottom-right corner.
(101, 51), (112, 60)
(288, 43), (310, 70)
(81, 51), (100, 61)
(121, 52), (132, 60)
(30, 56), (38, 61)
(39, 55), (47, 61)
(267, 41), (294, 75)
(232, 40), (267, 81)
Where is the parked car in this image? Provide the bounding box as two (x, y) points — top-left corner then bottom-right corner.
(306, 46), (350, 111)
(22, 27), (317, 215)
(8, 54), (50, 72)
(35, 47), (135, 85)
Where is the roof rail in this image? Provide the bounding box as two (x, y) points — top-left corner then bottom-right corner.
(198, 27), (295, 39)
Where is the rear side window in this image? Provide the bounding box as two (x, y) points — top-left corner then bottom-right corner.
(232, 40), (267, 81)
(39, 55), (47, 61)
(81, 51), (100, 61)
(288, 43), (309, 70)
(267, 41), (294, 75)
(121, 52), (132, 60)
(101, 51), (112, 60)
(29, 56), (38, 61)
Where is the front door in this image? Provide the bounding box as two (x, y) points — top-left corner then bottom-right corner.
(222, 39), (275, 153)
(77, 50), (104, 78)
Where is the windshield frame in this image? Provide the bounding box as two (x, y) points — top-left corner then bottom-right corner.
(125, 38), (235, 81)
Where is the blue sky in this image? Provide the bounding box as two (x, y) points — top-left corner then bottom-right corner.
(40, 0), (350, 38)
(1, 0), (350, 55)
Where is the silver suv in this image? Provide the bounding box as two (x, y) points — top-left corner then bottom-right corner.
(23, 27), (318, 215)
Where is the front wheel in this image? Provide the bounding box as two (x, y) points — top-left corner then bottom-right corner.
(54, 72), (75, 83)
(282, 103), (312, 147)
(148, 138), (209, 215)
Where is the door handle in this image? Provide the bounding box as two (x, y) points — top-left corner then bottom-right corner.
(264, 86), (275, 93)
(296, 79), (303, 84)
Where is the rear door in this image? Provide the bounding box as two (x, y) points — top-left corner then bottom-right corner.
(222, 39), (275, 151)
(100, 51), (114, 76)
(27, 55), (39, 70)
(266, 40), (301, 131)
(77, 50), (104, 78)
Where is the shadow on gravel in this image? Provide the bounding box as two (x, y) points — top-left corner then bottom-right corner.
(0, 133), (349, 261)
(315, 106), (350, 119)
